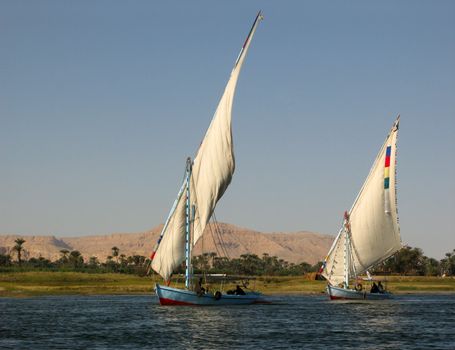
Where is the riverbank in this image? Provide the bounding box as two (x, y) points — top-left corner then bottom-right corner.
(1, 272), (454, 297)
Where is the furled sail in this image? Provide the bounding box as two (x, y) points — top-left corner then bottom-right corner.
(151, 12), (263, 281)
(322, 117), (401, 285)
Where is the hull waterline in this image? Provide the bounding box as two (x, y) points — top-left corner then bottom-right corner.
(327, 284), (392, 300)
(155, 284), (264, 306)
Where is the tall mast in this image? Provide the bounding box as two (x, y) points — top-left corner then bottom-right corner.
(185, 157), (193, 290)
(343, 211), (351, 288)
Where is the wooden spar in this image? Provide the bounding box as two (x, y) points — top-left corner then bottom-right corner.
(184, 157), (193, 290)
(343, 212), (351, 288)
(234, 10), (263, 68)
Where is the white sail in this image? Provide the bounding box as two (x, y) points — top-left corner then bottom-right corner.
(191, 12), (262, 245)
(322, 117), (401, 285)
(322, 229), (347, 286)
(150, 182), (188, 281)
(349, 117), (401, 274)
(151, 13), (263, 281)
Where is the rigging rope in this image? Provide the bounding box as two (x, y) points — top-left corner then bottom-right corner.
(207, 221), (225, 260)
(210, 213), (231, 260)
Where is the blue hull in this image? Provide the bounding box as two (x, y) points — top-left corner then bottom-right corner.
(155, 284), (263, 306)
(327, 284), (392, 300)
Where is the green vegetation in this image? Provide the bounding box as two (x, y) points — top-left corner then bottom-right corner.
(373, 246), (455, 277)
(0, 243), (150, 276)
(255, 275), (455, 294)
(383, 276), (455, 293)
(1, 272), (454, 298)
(1, 238), (455, 298)
(2, 239), (454, 278)
(189, 252), (321, 276)
(0, 272), (155, 297)
(12, 238), (26, 266)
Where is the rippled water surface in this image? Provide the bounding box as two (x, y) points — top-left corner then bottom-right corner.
(1, 294), (455, 349)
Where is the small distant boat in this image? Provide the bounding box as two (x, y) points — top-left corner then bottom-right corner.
(150, 12), (263, 306)
(320, 117), (401, 300)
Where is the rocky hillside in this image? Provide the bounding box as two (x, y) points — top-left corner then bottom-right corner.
(0, 223), (334, 265)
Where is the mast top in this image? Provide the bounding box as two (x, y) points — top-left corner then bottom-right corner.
(258, 10), (264, 21)
(393, 115), (400, 131)
(186, 157), (193, 171)
(234, 11), (264, 68)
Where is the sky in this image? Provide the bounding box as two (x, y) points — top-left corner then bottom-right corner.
(1, 1), (454, 259)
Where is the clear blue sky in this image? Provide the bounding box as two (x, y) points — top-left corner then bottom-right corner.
(1, 1), (454, 259)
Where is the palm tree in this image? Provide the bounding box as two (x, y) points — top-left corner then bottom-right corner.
(127, 256), (134, 265)
(13, 238), (26, 266)
(105, 255), (116, 272)
(69, 250), (83, 269)
(59, 249), (70, 264)
(88, 256), (99, 268)
(111, 246), (119, 263)
(131, 255), (145, 266)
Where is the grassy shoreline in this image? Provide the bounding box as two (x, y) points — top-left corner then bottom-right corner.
(1, 271), (454, 298)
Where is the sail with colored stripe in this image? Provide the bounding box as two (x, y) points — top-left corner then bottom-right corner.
(322, 117), (401, 286)
(151, 12), (263, 281)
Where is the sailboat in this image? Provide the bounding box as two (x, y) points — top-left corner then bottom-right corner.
(320, 117), (401, 300)
(150, 12), (263, 306)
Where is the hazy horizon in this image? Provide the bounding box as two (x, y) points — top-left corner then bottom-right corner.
(1, 1), (454, 259)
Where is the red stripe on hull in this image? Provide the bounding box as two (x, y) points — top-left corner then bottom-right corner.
(159, 297), (197, 306)
(329, 295), (353, 300)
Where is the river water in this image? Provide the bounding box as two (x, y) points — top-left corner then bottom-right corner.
(1, 294), (454, 349)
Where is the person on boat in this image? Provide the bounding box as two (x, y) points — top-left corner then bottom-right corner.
(235, 285), (246, 295)
(377, 281), (385, 293)
(195, 277), (206, 296)
(370, 282), (379, 293)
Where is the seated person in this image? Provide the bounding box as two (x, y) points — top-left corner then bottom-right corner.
(195, 277), (206, 296)
(234, 285), (246, 295)
(377, 281), (385, 293)
(370, 282), (379, 293)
